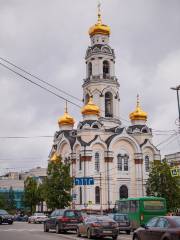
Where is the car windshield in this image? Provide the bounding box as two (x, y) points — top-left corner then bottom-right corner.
(0, 209), (8, 215)
(96, 216), (113, 222)
(172, 217), (180, 227)
(65, 211), (81, 218)
(114, 214), (128, 221)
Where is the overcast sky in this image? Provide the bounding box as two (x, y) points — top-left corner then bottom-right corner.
(0, 0), (180, 175)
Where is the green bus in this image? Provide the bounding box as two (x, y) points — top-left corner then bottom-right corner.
(115, 196), (167, 229)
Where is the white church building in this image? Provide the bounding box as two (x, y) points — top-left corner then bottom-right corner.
(49, 8), (161, 211)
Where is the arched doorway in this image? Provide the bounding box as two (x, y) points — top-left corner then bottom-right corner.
(119, 185), (128, 199)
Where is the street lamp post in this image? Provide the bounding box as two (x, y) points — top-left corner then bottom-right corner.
(171, 85), (180, 132)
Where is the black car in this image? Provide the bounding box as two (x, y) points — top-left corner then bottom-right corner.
(44, 209), (83, 233)
(0, 209), (13, 225)
(77, 215), (119, 240)
(109, 213), (131, 234)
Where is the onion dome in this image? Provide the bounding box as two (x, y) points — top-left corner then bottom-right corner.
(58, 103), (75, 126)
(129, 95), (148, 121)
(81, 97), (100, 116)
(88, 4), (110, 37)
(50, 152), (58, 162)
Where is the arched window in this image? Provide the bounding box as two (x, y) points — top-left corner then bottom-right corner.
(88, 62), (92, 77)
(85, 93), (90, 104)
(117, 153), (129, 171)
(95, 152), (100, 172)
(105, 92), (113, 117)
(79, 155), (82, 171)
(95, 186), (100, 204)
(145, 155), (150, 172)
(119, 185), (128, 199)
(103, 60), (109, 77)
(79, 187), (82, 205)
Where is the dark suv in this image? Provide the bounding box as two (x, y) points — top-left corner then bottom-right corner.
(0, 209), (13, 225)
(44, 209), (83, 233)
(109, 213), (131, 234)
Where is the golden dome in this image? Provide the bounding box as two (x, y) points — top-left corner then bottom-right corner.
(50, 152), (59, 162)
(129, 95), (148, 121)
(58, 103), (75, 126)
(89, 4), (111, 37)
(81, 97), (100, 116)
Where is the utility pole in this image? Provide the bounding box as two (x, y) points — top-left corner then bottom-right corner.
(171, 85), (180, 133)
(100, 172), (103, 215)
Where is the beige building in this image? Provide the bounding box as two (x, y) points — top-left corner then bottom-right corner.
(49, 8), (161, 211)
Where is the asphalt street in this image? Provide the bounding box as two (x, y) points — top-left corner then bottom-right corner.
(0, 222), (132, 240)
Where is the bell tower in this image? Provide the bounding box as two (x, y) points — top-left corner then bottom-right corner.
(82, 4), (121, 128)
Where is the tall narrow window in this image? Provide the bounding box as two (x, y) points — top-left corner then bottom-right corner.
(88, 62), (92, 77)
(117, 154), (123, 171)
(79, 155), (82, 171)
(105, 92), (113, 117)
(95, 186), (100, 204)
(103, 60), (109, 78)
(124, 154), (129, 171)
(119, 185), (128, 199)
(85, 94), (90, 104)
(95, 152), (100, 172)
(145, 155), (150, 172)
(79, 187), (82, 205)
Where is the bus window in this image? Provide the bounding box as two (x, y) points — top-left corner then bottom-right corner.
(130, 200), (139, 212)
(119, 201), (129, 213)
(143, 201), (165, 210)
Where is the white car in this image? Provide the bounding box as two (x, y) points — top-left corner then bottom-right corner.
(28, 213), (48, 223)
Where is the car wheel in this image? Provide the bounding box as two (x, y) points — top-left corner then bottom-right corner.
(44, 223), (49, 232)
(112, 236), (118, 240)
(87, 229), (92, 239)
(126, 230), (131, 235)
(9, 222), (13, 225)
(56, 224), (61, 234)
(0, 218), (2, 225)
(77, 227), (81, 237)
(133, 235), (140, 240)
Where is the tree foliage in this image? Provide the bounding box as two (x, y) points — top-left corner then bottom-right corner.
(43, 156), (73, 210)
(24, 177), (40, 214)
(146, 161), (180, 211)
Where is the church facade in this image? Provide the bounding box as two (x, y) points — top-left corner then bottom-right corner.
(49, 8), (161, 211)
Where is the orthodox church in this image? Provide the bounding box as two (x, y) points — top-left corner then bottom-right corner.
(49, 7), (161, 211)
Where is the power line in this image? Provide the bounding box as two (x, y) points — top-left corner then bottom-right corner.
(0, 61), (81, 109)
(0, 135), (53, 139)
(0, 56), (82, 102)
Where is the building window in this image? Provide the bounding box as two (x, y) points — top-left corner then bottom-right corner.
(88, 62), (92, 77)
(119, 185), (128, 199)
(103, 60), (109, 77)
(79, 187), (82, 205)
(85, 93), (90, 104)
(145, 155), (150, 172)
(95, 186), (100, 204)
(117, 154), (122, 171)
(105, 92), (113, 117)
(95, 152), (100, 172)
(79, 155), (82, 171)
(117, 153), (129, 171)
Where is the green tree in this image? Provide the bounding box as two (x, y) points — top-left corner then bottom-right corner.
(146, 161), (180, 211)
(0, 194), (6, 209)
(24, 177), (39, 214)
(8, 186), (16, 210)
(43, 156), (73, 210)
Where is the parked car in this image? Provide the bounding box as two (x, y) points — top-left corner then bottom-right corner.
(44, 209), (83, 233)
(109, 213), (131, 234)
(14, 214), (28, 222)
(28, 212), (48, 223)
(77, 215), (119, 240)
(0, 209), (13, 225)
(133, 216), (180, 240)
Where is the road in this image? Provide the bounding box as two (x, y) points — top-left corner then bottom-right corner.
(0, 222), (132, 240)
